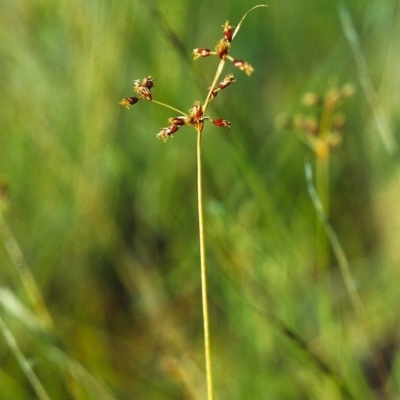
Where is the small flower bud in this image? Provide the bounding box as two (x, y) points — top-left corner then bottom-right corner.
(119, 97), (140, 109)
(232, 59), (254, 76)
(212, 119), (231, 128)
(144, 76), (155, 89)
(222, 21), (234, 42)
(157, 125), (180, 142)
(165, 125), (179, 135)
(219, 74), (235, 90)
(193, 48), (211, 60)
(168, 116), (187, 126)
(133, 80), (152, 101)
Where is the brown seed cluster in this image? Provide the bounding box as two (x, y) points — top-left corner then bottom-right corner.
(209, 74), (236, 100)
(119, 76), (155, 108)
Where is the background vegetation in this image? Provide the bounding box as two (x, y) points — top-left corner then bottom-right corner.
(1, 0), (400, 399)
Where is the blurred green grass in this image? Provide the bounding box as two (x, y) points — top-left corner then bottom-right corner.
(1, 0), (400, 399)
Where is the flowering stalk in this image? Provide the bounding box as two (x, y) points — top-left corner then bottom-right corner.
(282, 84), (354, 274)
(119, 6), (267, 399)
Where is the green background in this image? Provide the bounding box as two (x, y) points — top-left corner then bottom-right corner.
(1, 0), (400, 399)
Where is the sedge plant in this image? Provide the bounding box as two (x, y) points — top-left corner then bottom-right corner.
(281, 83), (355, 274)
(282, 86), (394, 395)
(120, 5), (267, 399)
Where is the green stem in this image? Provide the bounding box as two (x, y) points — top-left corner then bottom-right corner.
(203, 59), (225, 113)
(196, 128), (214, 400)
(315, 154), (329, 273)
(151, 100), (187, 116)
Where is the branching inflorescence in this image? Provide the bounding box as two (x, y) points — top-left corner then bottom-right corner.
(120, 9), (265, 142)
(119, 6), (267, 400)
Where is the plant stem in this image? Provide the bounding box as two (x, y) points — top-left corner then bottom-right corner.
(196, 127), (214, 400)
(193, 8), (268, 397)
(315, 153), (330, 274)
(151, 99), (187, 116)
(196, 54), (226, 400)
(203, 59), (225, 112)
